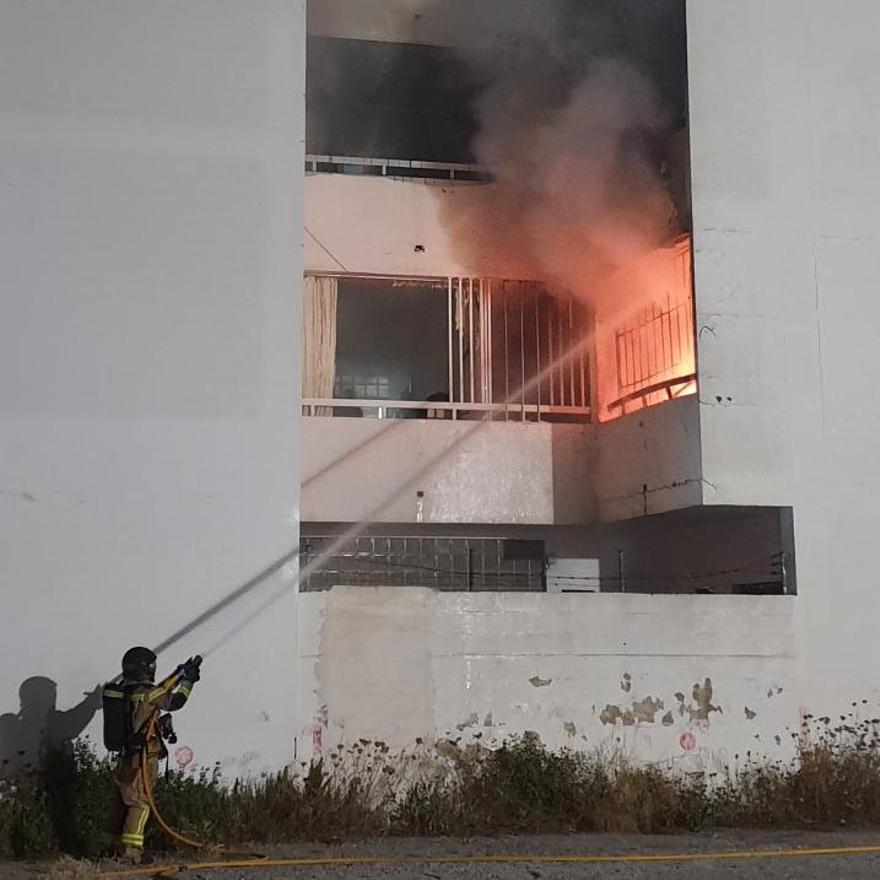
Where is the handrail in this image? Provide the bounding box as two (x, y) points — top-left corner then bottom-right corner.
(607, 373), (697, 411)
(306, 154), (484, 172)
(302, 398), (591, 417)
(305, 153), (491, 182)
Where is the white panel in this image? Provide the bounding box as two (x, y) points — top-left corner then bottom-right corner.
(305, 175), (478, 277)
(301, 418), (594, 525)
(546, 558), (600, 593)
(301, 588), (797, 764)
(594, 397), (702, 521)
(0, 0), (305, 774)
(688, 0), (880, 706)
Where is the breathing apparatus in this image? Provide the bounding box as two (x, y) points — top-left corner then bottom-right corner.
(102, 653), (203, 753)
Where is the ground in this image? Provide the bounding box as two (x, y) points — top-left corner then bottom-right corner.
(10, 831), (880, 879)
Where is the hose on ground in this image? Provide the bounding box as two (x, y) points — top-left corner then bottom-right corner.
(98, 842), (880, 878)
(138, 713), (265, 864)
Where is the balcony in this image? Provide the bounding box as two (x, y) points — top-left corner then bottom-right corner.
(301, 272), (592, 425)
(301, 173), (701, 527)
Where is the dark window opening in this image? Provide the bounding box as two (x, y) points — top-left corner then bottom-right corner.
(589, 506), (797, 596)
(333, 278), (449, 417)
(299, 506), (795, 596)
(306, 36), (479, 163)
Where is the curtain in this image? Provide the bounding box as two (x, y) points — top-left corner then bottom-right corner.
(302, 275), (338, 416)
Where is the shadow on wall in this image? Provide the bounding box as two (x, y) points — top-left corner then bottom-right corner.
(0, 677), (102, 780)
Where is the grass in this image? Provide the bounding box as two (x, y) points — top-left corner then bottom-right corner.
(3, 713), (880, 861)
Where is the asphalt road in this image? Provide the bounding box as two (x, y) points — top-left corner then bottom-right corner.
(16, 831), (880, 879)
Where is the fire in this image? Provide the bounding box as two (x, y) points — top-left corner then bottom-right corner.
(593, 235), (696, 422)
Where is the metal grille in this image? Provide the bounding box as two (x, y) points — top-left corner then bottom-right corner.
(615, 294), (694, 394)
(305, 154), (490, 183)
(451, 278), (591, 420)
(299, 535), (545, 592)
(333, 373), (390, 400)
(301, 273), (592, 423)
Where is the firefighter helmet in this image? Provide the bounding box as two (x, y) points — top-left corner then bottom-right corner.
(121, 646), (156, 681)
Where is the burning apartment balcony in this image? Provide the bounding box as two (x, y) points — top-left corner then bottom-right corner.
(595, 235), (696, 421)
(301, 228), (697, 427)
(301, 160), (700, 528)
(301, 9), (701, 528)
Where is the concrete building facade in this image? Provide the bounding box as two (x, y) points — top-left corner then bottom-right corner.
(0, 1), (306, 776)
(297, 0), (878, 767)
(2, 0), (879, 775)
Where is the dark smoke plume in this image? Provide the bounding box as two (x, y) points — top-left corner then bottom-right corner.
(419, 0), (687, 302)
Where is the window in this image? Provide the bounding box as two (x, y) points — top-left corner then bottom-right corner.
(334, 374), (390, 402)
(306, 36), (478, 164)
(302, 274), (592, 422)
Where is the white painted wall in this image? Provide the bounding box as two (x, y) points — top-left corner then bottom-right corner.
(307, 0), (474, 47)
(305, 174), (568, 281)
(0, 1), (305, 775)
(594, 398), (702, 522)
(300, 588), (797, 768)
(301, 399), (703, 527)
(301, 418), (595, 525)
(687, 1), (880, 708)
(305, 175), (474, 277)
(308, 0), (430, 45)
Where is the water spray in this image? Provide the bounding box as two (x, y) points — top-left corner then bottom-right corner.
(152, 279), (685, 663)
(152, 325), (602, 663)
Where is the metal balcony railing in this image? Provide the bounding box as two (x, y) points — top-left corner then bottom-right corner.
(299, 534), (545, 592)
(305, 154), (491, 183)
(302, 273), (593, 424)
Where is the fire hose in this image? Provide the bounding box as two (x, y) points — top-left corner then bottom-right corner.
(107, 708), (880, 877)
(99, 843), (880, 878)
(100, 676), (880, 880)
(100, 683), (880, 878)
(135, 666), (266, 867)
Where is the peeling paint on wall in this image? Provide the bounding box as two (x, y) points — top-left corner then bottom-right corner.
(632, 696), (664, 723)
(300, 589), (797, 765)
(692, 678), (722, 721)
(674, 678), (722, 725)
(456, 712), (479, 731)
(599, 695), (664, 726)
(599, 704), (623, 725)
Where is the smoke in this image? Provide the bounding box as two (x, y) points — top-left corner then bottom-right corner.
(422, 0), (684, 304)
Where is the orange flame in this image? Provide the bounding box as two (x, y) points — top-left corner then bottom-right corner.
(593, 235), (695, 422)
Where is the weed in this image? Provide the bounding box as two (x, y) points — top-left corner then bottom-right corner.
(4, 714), (880, 861)
(0, 776), (57, 860)
(43, 739), (115, 859)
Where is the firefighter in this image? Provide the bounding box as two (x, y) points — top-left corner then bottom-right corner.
(104, 647), (200, 863)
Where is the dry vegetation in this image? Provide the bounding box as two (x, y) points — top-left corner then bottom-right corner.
(3, 713), (880, 861)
